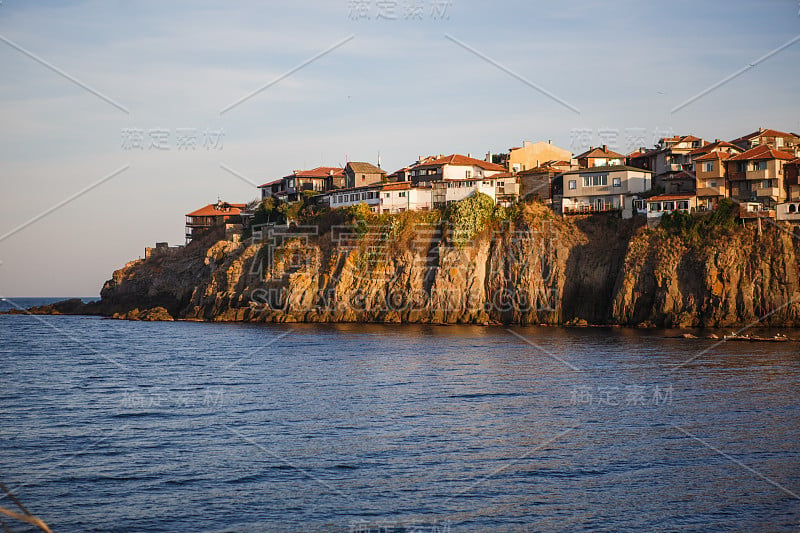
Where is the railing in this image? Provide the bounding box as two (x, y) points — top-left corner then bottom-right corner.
(563, 205), (621, 215)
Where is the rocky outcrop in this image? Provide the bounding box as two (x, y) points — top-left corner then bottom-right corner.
(16, 206), (800, 327)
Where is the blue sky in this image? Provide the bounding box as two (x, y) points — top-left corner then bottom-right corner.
(1, 0), (799, 296)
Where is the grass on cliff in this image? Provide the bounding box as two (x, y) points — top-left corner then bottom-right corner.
(657, 198), (739, 242)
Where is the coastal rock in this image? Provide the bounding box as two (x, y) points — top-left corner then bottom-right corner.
(26, 207), (800, 327)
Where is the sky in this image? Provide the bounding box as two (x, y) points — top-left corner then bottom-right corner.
(0, 0), (799, 297)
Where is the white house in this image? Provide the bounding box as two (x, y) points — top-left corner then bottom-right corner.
(326, 184), (382, 212)
(645, 193), (697, 223)
(409, 154), (507, 185)
(379, 182), (433, 213)
(431, 173), (519, 208)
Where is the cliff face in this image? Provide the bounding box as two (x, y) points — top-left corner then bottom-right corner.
(93, 208), (800, 327)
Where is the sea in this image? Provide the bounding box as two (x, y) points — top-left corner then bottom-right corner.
(1, 297), (799, 532)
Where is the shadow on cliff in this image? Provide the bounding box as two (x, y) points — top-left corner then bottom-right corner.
(561, 215), (642, 324)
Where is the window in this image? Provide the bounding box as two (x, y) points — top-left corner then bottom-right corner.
(496, 181), (504, 187)
(399, 191), (406, 197)
(678, 201), (689, 210)
(361, 174), (366, 181)
(752, 161), (767, 171)
(465, 170), (472, 179)
(704, 162), (713, 172)
(649, 202), (661, 212)
(710, 181), (717, 188)
(583, 176), (591, 187)
(762, 180), (772, 189)
(568, 180), (577, 190)
(612, 177), (621, 188)
(384, 192), (390, 198)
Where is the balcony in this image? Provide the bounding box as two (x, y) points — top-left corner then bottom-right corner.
(728, 171), (746, 181)
(756, 187), (780, 198)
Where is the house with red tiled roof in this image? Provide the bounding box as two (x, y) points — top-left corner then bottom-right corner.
(259, 167), (345, 202)
(693, 151), (732, 210)
(725, 145), (796, 209)
(646, 193), (698, 225)
(731, 128), (800, 154)
(575, 145), (625, 169)
(185, 200), (247, 243)
(408, 154), (507, 185)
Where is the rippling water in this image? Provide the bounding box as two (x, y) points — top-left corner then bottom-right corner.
(1, 303), (800, 531)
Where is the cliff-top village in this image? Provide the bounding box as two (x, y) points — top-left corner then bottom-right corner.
(181, 127), (800, 245)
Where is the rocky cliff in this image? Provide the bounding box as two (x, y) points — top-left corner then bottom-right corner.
(38, 204), (800, 327)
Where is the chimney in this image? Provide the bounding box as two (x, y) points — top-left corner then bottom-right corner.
(715, 139), (720, 143)
(602, 144), (607, 151)
(548, 139), (552, 144)
(485, 151), (491, 162)
(467, 152), (472, 158)
(759, 127), (765, 132)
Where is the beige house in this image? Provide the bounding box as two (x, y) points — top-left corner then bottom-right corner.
(560, 165), (652, 215)
(726, 145), (795, 209)
(693, 151), (731, 210)
(508, 140), (572, 173)
(344, 162), (386, 189)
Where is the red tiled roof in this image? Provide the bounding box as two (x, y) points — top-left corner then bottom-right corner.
(292, 166), (344, 178)
(731, 128), (798, 143)
(381, 182), (411, 191)
(186, 203), (247, 217)
(694, 151), (732, 162)
(689, 140), (740, 156)
(647, 194), (695, 201)
(728, 145), (795, 161)
(575, 146), (626, 160)
(258, 178), (283, 188)
(416, 154), (506, 172)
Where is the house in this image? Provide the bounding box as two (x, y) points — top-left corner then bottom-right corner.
(784, 158), (800, 201)
(731, 128), (800, 154)
(646, 194), (698, 224)
(776, 200), (800, 222)
(185, 200), (247, 243)
(431, 173), (519, 208)
(325, 182), (434, 214)
(629, 135), (706, 191)
(408, 154), (507, 185)
(379, 182), (433, 213)
(507, 140), (573, 173)
(516, 162), (570, 204)
(693, 151), (731, 210)
(259, 166), (344, 201)
(559, 165), (652, 216)
(258, 179), (285, 200)
(344, 162), (386, 189)
(326, 184), (383, 212)
(575, 145), (625, 168)
(725, 145), (796, 209)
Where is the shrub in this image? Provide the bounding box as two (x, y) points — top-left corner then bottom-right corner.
(444, 192), (496, 247)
